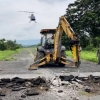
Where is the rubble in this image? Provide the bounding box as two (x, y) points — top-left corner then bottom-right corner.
(33, 76), (46, 85)
(58, 90), (63, 93)
(11, 77), (26, 83)
(0, 75), (100, 98)
(0, 76), (50, 98)
(60, 75), (74, 81)
(25, 89), (39, 96)
(73, 97), (79, 100)
(0, 93), (5, 96)
(53, 75), (100, 95)
(1, 78), (10, 83)
(11, 87), (26, 91)
(21, 94), (26, 98)
(24, 81), (33, 87)
(85, 88), (91, 93)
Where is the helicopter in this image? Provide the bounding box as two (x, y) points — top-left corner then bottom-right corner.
(18, 11), (36, 23)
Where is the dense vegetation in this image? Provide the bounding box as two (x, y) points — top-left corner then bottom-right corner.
(0, 38), (22, 51)
(62, 0), (100, 50)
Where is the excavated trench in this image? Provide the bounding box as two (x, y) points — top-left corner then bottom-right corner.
(0, 75), (100, 99)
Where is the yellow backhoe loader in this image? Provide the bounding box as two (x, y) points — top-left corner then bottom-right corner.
(29, 15), (81, 70)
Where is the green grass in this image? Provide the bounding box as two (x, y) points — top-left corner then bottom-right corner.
(0, 49), (22, 61)
(66, 50), (97, 62)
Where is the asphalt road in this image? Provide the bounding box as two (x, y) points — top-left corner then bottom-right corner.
(0, 48), (100, 76)
(0, 48), (100, 100)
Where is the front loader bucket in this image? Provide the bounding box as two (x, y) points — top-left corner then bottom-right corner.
(28, 54), (38, 70)
(28, 63), (38, 70)
(28, 56), (46, 70)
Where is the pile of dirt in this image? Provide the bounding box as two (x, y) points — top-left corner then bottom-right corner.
(0, 76), (50, 98)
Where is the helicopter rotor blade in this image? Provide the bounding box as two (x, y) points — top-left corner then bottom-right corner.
(18, 11), (34, 13)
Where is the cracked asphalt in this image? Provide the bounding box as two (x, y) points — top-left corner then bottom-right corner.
(0, 48), (100, 100)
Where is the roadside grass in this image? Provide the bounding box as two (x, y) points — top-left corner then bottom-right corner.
(66, 50), (97, 62)
(0, 49), (22, 61)
(4, 57), (17, 61)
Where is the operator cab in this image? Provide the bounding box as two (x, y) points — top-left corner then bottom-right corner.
(40, 29), (56, 49)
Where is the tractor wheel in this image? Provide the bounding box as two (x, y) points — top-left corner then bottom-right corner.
(58, 51), (66, 67)
(35, 51), (45, 67)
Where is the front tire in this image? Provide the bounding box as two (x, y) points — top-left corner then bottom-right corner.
(35, 51), (44, 60)
(35, 51), (45, 67)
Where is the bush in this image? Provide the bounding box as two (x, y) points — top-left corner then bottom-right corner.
(0, 39), (22, 51)
(66, 50), (97, 62)
(85, 44), (94, 51)
(93, 37), (100, 47)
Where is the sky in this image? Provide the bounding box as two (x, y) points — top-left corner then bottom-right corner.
(0, 0), (75, 42)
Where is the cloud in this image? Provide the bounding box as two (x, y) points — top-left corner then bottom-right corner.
(0, 0), (75, 40)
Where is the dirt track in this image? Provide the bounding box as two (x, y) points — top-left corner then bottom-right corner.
(0, 48), (100, 100)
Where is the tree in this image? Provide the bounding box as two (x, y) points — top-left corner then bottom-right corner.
(0, 39), (22, 51)
(64, 0), (100, 49)
(0, 38), (6, 50)
(61, 33), (70, 50)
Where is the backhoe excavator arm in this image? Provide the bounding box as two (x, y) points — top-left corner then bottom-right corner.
(53, 15), (80, 67)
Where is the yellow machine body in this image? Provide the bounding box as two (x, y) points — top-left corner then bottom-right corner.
(29, 15), (81, 70)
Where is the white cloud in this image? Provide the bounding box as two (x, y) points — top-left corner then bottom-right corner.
(0, 0), (75, 40)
